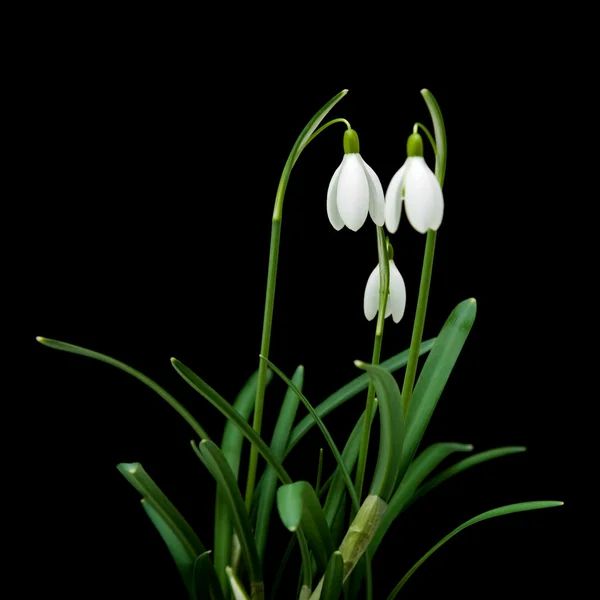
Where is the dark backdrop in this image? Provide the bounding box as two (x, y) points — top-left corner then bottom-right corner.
(20, 18), (574, 600)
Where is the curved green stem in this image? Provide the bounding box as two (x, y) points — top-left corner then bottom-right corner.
(413, 122), (437, 156)
(400, 89), (447, 420)
(306, 118), (351, 146)
(400, 230), (436, 419)
(354, 227), (389, 502)
(244, 90), (349, 511)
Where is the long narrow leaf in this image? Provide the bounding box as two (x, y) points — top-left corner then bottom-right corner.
(117, 463), (205, 555)
(321, 552), (344, 600)
(193, 552), (225, 600)
(256, 366), (304, 564)
(323, 403), (378, 530)
(192, 440), (262, 587)
(354, 362), (404, 502)
(277, 481), (335, 573)
(386, 501), (563, 599)
(171, 358), (292, 485)
(215, 370), (273, 594)
(398, 299), (476, 479)
(369, 443), (473, 555)
(260, 356), (359, 512)
(141, 498), (198, 599)
(413, 446), (527, 502)
(37, 337), (209, 439)
(286, 340), (435, 456)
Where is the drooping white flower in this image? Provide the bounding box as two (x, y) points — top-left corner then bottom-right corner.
(363, 259), (406, 323)
(384, 133), (444, 234)
(327, 129), (385, 231)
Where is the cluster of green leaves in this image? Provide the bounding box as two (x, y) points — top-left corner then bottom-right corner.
(37, 297), (559, 599)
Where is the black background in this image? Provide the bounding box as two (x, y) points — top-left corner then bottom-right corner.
(16, 11), (579, 600)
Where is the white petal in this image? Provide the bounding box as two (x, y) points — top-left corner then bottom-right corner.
(363, 264), (380, 321)
(327, 160), (345, 230)
(389, 261), (407, 323)
(359, 156), (385, 226)
(337, 153), (369, 231)
(384, 162), (407, 234)
(404, 157), (444, 233)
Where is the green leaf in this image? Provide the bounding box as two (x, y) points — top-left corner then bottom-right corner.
(260, 356), (360, 512)
(286, 340), (435, 457)
(398, 299), (477, 480)
(141, 498), (197, 599)
(214, 370), (273, 595)
(256, 365), (304, 564)
(369, 443), (473, 556)
(193, 552), (225, 600)
(386, 501), (563, 599)
(321, 552), (344, 600)
(413, 446), (527, 502)
(37, 337), (209, 439)
(421, 89), (447, 186)
(354, 362), (404, 502)
(226, 566), (251, 600)
(277, 481), (335, 573)
(192, 440), (262, 587)
(117, 462), (205, 556)
(323, 404), (377, 532)
(171, 358), (292, 485)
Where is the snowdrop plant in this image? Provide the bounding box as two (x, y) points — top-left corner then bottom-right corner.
(37, 89), (561, 600)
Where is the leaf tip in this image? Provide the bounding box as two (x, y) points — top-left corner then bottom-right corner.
(354, 359), (366, 369)
(36, 336), (45, 343)
(170, 357), (177, 364)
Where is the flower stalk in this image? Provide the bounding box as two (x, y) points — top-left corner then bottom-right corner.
(354, 227), (390, 501)
(244, 90), (349, 510)
(400, 89), (447, 420)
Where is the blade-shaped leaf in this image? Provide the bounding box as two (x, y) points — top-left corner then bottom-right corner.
(354, 362), (404, 502)
(323, 403), (378, 531)
(386, 501), (563, 599)
(256, 366), (304, 564)
(171, 358), (292, 485)
(370, 443), (473, 556)
(413, 446), (527, 502)
(321, 552), (344, 600)
(260, 356), (359, 512)
(192, 440), (262, 587)
(37, 337), (208, 439)
(398, 299), (476, 479)
(286, 340), (435, 456)
(277, 481), (335, 573)
(193, 551), (225, 600)
(215, 370), (273, 594)
(117, 462), (205, 555)
(141, 498), (198, 599)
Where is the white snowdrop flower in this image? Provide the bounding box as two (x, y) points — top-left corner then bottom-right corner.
(363, 259), (406, 323)
(384, 133), (444, 234)
(327, 129), (385, 231)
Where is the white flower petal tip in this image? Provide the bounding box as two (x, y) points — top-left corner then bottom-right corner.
(328, 153), (384, 231)
(384, 157), (443, 234)
(362, 260), (407, 324)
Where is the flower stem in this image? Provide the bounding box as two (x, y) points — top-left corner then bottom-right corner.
(244, 90), (349, 510)
(400, 89), (447, 421)
(400, 229), (436, 420)
(354, 227), (389, 501)
(245, 218), (281, 510)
